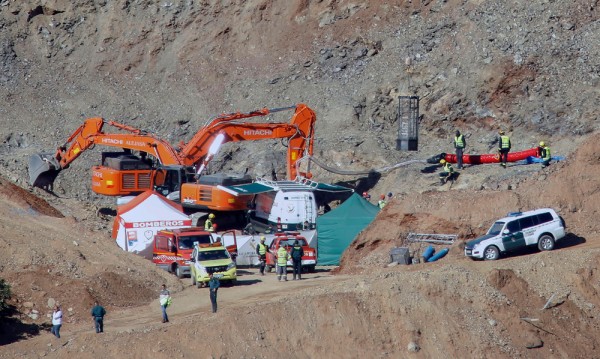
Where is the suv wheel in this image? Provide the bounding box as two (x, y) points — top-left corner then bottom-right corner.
(538, 234), (555, 251)
(483, 246), (500, 260)
(191, 274), (196, 286)
(175, 265), (184, 279)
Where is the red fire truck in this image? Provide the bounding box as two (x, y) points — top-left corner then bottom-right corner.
(152, 227), (237, 278)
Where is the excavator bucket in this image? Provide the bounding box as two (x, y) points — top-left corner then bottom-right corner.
(28, 153), (61, 189)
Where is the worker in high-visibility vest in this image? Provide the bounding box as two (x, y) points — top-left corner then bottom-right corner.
(498, 130), (511, 168)
(454, 130), (466, 169)
(256, 236), (269, 276)
(204, 213), (215, 232)
(276, 244), (291, 282)
(539, 141), (551, 168)
(439, 159), (454, 185)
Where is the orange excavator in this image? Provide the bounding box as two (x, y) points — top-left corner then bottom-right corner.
(29, 104), (316, 212)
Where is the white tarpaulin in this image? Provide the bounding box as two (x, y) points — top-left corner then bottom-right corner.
(218, 230), (317, 266)
(112, 191), (192, 258)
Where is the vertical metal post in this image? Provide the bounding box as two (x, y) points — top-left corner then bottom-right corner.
(396, 96), (419, 151)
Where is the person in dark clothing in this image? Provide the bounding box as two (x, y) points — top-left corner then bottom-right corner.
(290, 240), (304, 280)
(454, 130), (466, 169)
(208, 273), (220, 313)
(90, 301), (107, 333)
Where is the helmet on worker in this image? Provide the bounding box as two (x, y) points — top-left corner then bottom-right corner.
(208, 213), (215, 219)
(539, 141), (545, 147)
(440, 159), (446, 164)
(260, 236), (266, 242)
(380, 194), (385, 200)
(362, 192), (368, 197)
(498, 130), (505, 135)
(455, 130), (461, 135)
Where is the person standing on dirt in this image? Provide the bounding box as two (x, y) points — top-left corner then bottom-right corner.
(454, 130), (466, 169)
(276, 244), (291, 281)
(205, 213), (215, 232)
(377, 195), (387, 209)
(159, 284), (171, 323)
(256, 236), (269, 276)
(51, 304), (62, 339)
(291, 240), (304, 280)
(208, 272), (220, 313)
(91, 301), (106, 333)
(539, 141), (551, 168)
(498, 130), (511, 168)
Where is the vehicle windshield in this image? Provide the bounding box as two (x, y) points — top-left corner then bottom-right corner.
(197, 250), (229, 261)
(179, 235), (212, 250)
(487, 222), (505, 236)
(277, 238), (307, 247)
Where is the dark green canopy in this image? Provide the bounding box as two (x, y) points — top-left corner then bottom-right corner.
(316, 193), (379, 265)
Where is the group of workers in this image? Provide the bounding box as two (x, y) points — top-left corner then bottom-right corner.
(362, 191), (393, 209)
(256, 236), (304, 281)
(439, 129), (552, 184)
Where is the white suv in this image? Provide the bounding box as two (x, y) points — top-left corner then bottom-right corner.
(465, 208), (566, 260)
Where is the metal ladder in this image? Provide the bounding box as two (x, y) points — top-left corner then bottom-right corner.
(406, 233), (457, 245)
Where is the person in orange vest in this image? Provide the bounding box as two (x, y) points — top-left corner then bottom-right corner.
(498, 130), (511, 168)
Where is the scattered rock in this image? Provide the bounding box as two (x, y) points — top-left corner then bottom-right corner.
(525, 338), (543, 349)
(47, 298), (56, 308)
(407, 341), (420, 352)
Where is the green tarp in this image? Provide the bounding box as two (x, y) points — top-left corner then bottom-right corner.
(316, 193), (379, 265)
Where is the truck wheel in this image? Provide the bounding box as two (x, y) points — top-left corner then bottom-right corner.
(538, 234), (555, 251)
(483, 246), (500, 261)
(307, 265), (316, 273)
(175, 265), (185, 279)
(266, 265), (272, 273)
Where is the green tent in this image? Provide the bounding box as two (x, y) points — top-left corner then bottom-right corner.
(317, 193), (379, 265)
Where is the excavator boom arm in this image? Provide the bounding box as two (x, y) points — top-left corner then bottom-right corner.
(29, 117), (181, 188)
(179, 104), (316, 179)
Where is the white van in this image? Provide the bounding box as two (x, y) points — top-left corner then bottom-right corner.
(465, 208), (566, 260)
(253, 190), (317, 231)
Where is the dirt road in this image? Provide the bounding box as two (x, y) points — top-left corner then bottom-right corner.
(0, 267), (348, 355)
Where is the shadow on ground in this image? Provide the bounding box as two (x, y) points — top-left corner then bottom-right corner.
(0, 306), (50, 345)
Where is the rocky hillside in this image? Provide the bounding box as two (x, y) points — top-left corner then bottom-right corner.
(0, 0), (598, 201)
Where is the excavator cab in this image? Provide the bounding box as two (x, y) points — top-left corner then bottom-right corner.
(153, 165), (196, 201)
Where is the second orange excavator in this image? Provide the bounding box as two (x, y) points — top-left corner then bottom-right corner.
(29, 104), (316, 212)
